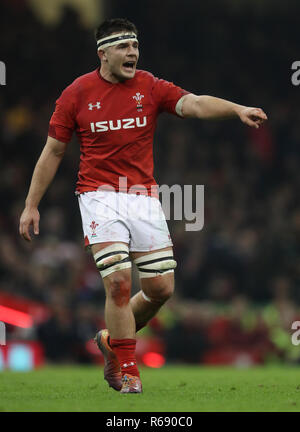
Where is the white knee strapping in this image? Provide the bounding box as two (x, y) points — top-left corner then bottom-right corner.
(93, 243), (131, 278)
(134, 250), (177, 279)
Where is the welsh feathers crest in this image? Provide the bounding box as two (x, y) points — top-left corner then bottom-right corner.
(133, 92), (144, 111)
(90, 220), (99, 237)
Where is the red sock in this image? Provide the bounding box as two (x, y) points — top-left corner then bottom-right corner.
(110, 338), (140, 378)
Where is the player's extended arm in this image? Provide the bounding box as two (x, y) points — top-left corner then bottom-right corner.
(19, 136), (68, 242)
(180, 94), (267, 128)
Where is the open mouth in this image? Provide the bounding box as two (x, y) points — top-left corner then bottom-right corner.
(123, 61), (135, 71)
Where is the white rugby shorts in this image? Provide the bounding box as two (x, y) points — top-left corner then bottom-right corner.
(78, 190), (173, 251)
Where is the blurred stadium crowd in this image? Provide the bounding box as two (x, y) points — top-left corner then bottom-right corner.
(1, 0), (300, 365)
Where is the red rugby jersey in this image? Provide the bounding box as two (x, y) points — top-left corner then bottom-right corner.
(48, 68), (188, 195)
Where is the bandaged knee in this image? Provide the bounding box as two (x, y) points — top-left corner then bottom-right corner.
(134, 250), (177, 279)
(93, 243), (131, 278)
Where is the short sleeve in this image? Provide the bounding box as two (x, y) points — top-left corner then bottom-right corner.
(48, 85), (76, 143)
(152, 77), (189, 116)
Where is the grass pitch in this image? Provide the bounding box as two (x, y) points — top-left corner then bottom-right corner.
(1, 365), (300, 412)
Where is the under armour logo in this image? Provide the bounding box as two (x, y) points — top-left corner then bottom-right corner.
(88, 101), (101, 110)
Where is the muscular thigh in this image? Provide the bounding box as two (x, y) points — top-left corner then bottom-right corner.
(130, 246), (173, 262)
(91, 241), (128, 255)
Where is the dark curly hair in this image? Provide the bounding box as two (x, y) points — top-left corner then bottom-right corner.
(95, 18), (138, 42)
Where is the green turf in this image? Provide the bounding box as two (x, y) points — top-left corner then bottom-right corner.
(1, 365), (300, 412)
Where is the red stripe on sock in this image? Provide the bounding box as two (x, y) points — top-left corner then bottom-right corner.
(110, 338), (140, 378)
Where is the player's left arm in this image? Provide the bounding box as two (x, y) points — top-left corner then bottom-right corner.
(180, 94), (268, 128)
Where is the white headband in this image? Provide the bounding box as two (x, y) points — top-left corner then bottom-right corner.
(97, 32), (138, 51)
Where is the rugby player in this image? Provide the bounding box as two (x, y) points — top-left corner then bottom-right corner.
(19, 18), (267, 393)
